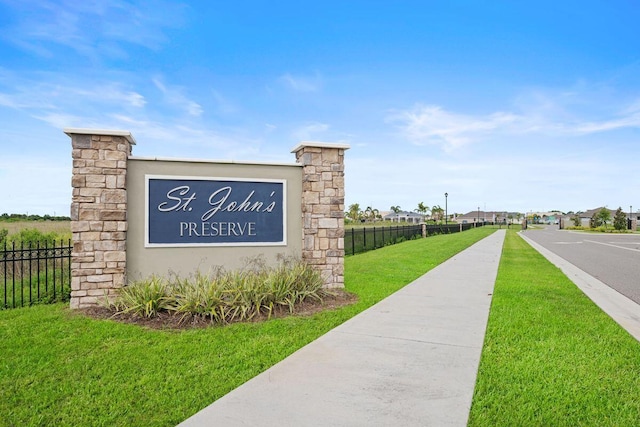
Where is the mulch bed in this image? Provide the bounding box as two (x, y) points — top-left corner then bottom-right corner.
(77, 289), (358, 330)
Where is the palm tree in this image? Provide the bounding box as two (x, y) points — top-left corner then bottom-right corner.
(347, 203), (361, 222)
(415, 202), (430, 221)
(390, 205), (401, 214)
(364, 206), (379, 223)
(371, 208), (380, 222)
(431, 205), (444, 223)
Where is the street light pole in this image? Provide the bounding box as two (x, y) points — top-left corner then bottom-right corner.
(444, 192), (448, 225)
(477, 206), (480, 227)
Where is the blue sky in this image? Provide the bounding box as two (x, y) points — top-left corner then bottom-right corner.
(1, 1), (639, 216)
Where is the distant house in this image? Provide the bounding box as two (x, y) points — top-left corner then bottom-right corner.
(456, 210), (521, 224)
(561, 207), (619, 228)
(382, 210), (423, 224)
(536, 211), (563, 225)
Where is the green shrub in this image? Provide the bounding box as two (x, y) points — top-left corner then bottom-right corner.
(110, 258), (328, 323)
(613, 207), (628, 231)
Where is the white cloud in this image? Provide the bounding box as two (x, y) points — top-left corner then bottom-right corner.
(279, 73), (322, 92)
(0, 70), (261, 161)
(291, 122), (330, 141)
(1, 0), (188, 59)
(387, 104), (519, 150)
(573, 102), (640, 134)
(153, 77), (203, 117)
(211, 90), (237, 114)
(0, 70), (146, 111)
(388, 95), (640, 151)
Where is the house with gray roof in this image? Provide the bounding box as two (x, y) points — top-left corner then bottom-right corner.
(382, 210), (424, 224)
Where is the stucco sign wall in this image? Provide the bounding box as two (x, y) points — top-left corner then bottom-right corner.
(146, 175), (286, 247)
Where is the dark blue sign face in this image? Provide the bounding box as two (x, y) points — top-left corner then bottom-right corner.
(146, 177), (285, 246)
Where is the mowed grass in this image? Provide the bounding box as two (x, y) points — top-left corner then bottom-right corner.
(469, 231), (640, 426)
(0, 227), (495, 427)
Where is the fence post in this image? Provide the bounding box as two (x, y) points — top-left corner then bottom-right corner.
(66, 129), (135, 309)
(373, 226), (376, 249)
(293, 142), (350, 288)
(351, 228), (355, 256)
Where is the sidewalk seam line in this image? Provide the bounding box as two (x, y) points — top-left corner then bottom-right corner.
(335, 330), (481, 349)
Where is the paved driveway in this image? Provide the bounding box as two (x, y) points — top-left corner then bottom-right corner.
(523, 226), (640, 304)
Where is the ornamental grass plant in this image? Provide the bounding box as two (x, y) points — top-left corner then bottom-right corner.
(109, 257), (327, 323)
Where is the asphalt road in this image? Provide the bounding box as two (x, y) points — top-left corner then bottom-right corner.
(523, 225), (640, 304)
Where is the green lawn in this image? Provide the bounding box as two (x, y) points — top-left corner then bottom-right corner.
(0, 227), (495, 427)
(469, 230), (640, 426)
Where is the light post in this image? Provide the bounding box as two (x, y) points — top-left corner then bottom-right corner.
(631, 205), (633, 230)
(477, 206), (480, 227)
(444, 192), (448, 225)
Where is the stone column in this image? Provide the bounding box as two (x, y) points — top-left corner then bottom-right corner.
(65, 128), (135, 309)
(292, 142), (350, 288)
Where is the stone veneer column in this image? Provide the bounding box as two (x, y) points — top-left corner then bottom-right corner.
(65, 128), (135, 309)
(292, 142), (350, 288)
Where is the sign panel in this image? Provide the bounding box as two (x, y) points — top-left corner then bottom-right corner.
(146, 175), (286, 247)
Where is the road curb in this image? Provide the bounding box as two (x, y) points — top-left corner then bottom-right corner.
(519, 231), (640, 342)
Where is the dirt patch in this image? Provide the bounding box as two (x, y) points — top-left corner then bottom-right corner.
(76, 289), (358, 330)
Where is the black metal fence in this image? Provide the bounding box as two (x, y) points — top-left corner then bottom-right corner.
(1, 240), (72, 309)
(0, 224), (489, 306)
(345, 222), (481, 256)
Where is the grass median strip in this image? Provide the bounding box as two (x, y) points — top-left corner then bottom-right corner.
(469, 230), (640, 426)
(0, 227), (495, 427)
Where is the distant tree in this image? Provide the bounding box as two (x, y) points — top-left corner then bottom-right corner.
(597, 208), (611, 229)
(431, 205), (444, 223)
(347, 203), (362, 222)
(0, 213), (70, 222)
(572, 214), (581, 227)
(364, 206), (379, 223)
(613, 207), (628, 231)
(590, 212), (601, 228)
(415, 202), (429, 220)
(390, 205), (401, 213)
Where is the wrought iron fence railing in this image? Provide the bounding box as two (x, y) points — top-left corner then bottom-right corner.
(0, 223), (489, 307)
(345, 222), (481, 256)
(1, 240), (72, 309)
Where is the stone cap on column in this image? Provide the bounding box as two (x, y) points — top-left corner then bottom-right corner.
(64, 128), (137, 145)
(290, 141), (350, 153)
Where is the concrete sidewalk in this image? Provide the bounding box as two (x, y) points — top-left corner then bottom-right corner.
(179, 230), (506, 427)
